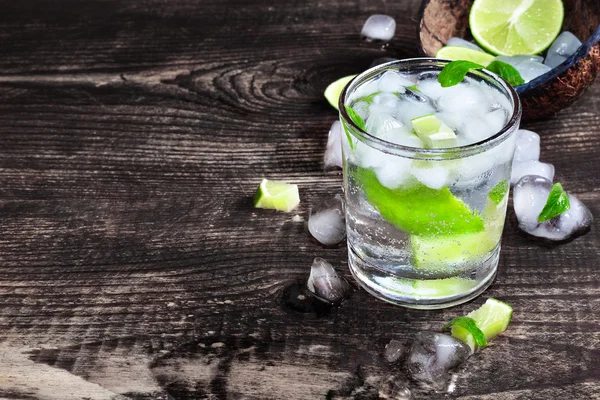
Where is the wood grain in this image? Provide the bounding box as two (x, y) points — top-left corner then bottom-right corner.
(0, 0), (599, 399)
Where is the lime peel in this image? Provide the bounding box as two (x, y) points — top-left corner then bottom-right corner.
(444, 316), (488, 348)
(324, 75), (356, 110)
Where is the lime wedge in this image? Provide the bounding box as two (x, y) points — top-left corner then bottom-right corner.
(411, 228), (499, 269)
(355, 168), (484, 237)
(411, 114), (458, 148)
(451, 298), (513, 351)
(436, 46), (495, 66)
(389, 277), (477, 298)
(469, 0), (564, 55)
(324, 75), (357, 110)
(253, 179), (300, 212)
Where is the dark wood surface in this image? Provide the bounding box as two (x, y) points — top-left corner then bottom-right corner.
(0, 1), (599, 399)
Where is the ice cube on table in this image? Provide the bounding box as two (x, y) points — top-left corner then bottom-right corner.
(544, 31), (582, 69)
(324, 121), (343, 169)
(513, 129), (540, 163)
(511, 160), (554, 186)
(361, 14), (396, 42)
(306, 257), (351, 304)
(513, 176), (593, 241)
(308, 195), (346, 245)
(378, 71), (414, 93)
(446, 37), (484, 52)
(384, 339), (405, 363)
(378, 376), (412, 399)
(405, 332), (471, 391)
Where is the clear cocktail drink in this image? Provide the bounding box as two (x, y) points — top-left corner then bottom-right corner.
(339, 59), (521, 309)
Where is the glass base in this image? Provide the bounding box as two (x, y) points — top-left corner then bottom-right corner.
(348, 244), (500, 309)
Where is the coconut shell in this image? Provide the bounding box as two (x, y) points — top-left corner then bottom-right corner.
(417, 0), (600, 121)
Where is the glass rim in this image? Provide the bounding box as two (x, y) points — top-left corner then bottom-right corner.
(339, 57), (522, 157)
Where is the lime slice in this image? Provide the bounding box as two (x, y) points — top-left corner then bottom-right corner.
(469, 0), (564, 56)
(436, 46), (496, 66)
(451, 298), (513, 351)
(411, 114), (458, 148)
(388, 277), (477, 298)
(324, 75), (357, 110)
(253, 179), (300, 212)
(355, 168), (484, 237)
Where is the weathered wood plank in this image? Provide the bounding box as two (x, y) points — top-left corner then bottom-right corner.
(0, 0), (598, 398)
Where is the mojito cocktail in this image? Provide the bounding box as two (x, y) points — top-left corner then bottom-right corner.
(340, 59), (521, 309)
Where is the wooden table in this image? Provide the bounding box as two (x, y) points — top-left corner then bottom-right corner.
(0, 1), (598, 399)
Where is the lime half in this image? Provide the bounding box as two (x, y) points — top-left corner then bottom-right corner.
(253, 179), (300, 212)
(452, 298), (513, 351)
(324, 75), (356, 110)
(436, 46), (495, 66)
(469, 0), (564, 56)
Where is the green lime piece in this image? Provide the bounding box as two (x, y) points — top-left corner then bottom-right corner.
(488, 180), (509, 205)
(451, 297), (513, 351)
(253, 179), (300, 212)
(324, 75), (357, 110)
(486, 60), (525, 86)
(355, 168), (484, 237)
(411, 114), (458, 148)
(437, 60), (485, 87)
(469, 0), (564, 56)
(389, 277), (478, 298)
(436, 46), (496, 66)
(538, 182), (570, 222)
(444, 317), (488, 348)
(410, 228), (499, 269)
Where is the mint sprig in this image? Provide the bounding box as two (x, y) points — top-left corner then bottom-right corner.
(486, 60), (525, 86)
(488, 180), (509, 205)
(538, 182), (571, 222)
(438, 59), (525, 87)
(342, 105), (366, 150)
(437, 61), (485, 87)
(444, 316), (488, 348)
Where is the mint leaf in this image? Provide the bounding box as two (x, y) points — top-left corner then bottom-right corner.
(486, 60), (525, 86)
(488, 180), (509, 205)
(345, 105), (366, 131)
(444, 316), (488, 348)
(356, 91), (380, 104)
(342, 105), (366, 150)
(438, 61), (485, 87)
(406, 85), (419, 92)
(538, 183), (570, 222)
